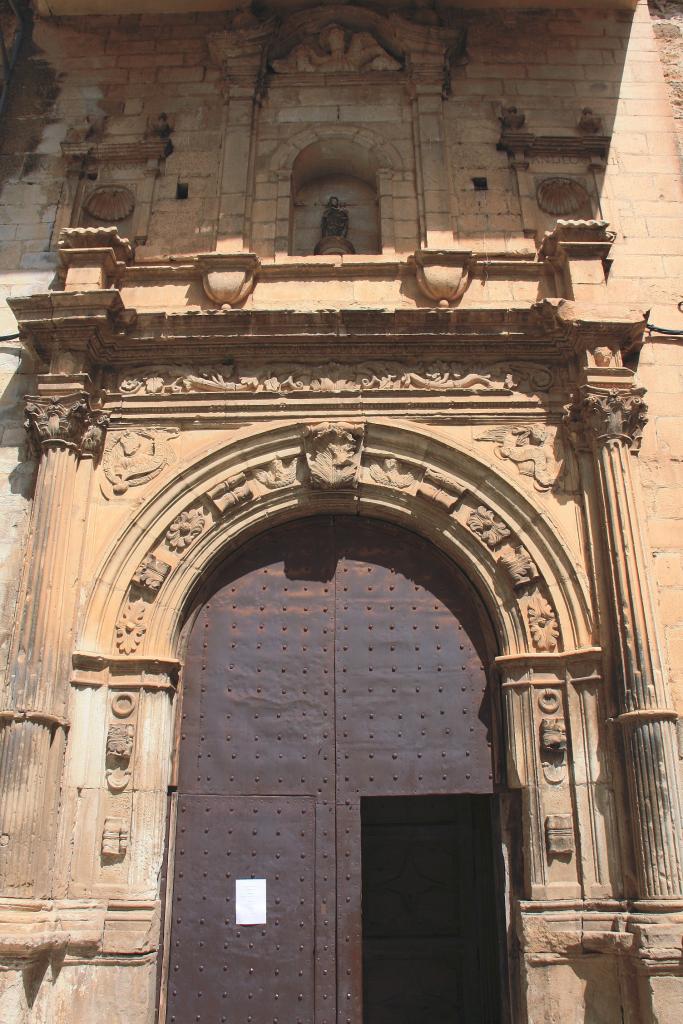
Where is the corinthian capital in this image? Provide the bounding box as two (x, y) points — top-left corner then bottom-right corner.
(579, 386), (648, 451)
(25, 393), (109, 458)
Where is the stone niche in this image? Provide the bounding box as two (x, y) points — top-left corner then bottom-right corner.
(290, 139), (381, 255)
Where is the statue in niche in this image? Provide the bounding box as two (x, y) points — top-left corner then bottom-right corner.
(315, 196), (355, 256)
(272, 24), (401, 74)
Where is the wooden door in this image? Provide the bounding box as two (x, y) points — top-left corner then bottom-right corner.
(165, 516), (500, 1024)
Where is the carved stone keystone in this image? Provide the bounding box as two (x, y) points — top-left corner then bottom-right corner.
(304, 422), (364, 489)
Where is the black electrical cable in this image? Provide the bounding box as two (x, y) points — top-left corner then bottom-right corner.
(0, 331), (20, 341)
(646, 324), (683, 337)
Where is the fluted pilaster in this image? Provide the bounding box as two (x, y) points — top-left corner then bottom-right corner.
(0, 393), (107, 895)
(575, 384), (683, 898)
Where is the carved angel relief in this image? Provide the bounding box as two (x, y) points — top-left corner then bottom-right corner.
(476, 423), (561, 491)
(254, 456), (299, 489)
(272, 24), (401, 74)
(103, 429), (178, 495)
(367, 457), (414, 490)
(304, 422), (364, 489)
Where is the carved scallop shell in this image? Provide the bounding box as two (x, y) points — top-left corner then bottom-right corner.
(536, 177), (591, 217)
(83, 186), (135, 223)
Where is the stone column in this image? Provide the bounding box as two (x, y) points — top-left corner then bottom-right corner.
(0, 393), (107, 896)
(577, 384), (683, 898)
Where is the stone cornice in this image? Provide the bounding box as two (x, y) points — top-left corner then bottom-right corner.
(9, 290), (648, 371)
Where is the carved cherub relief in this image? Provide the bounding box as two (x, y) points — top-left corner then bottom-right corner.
(272, 24), (401, 74)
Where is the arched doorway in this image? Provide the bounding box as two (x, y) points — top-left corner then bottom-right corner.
(164, 516), (506, 1023)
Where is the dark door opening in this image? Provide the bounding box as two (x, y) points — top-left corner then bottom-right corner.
(361, 795), (502, 1024)
(164, 517), (505, 1024)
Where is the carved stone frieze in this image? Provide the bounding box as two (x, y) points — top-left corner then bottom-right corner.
(476, 423), (561, 491)
(131, 554), (171, 593)
(102, 429), (178, 495)
(304, 422), (364, 490)
(417, 469), (463, 513)
(117, 360), (553, 396)
(366, 457), (414, 490)
(25, 393), (108, 458)
(115, 600), (147, 655)
(208, 472), (254, 514)
(101, 818), (129, 860)
(579, 386), (648, 451)
(254, 456), (299, 489)
(466, 505), (511, 548)
(526, 593), (560, 651)
(120, 364), (239, 395)
(499, 545), (539, 588)
(165, 507), (206, 552)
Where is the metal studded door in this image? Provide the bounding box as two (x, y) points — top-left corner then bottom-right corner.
(165, 516), (497, 1024)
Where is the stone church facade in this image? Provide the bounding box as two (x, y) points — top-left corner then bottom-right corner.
(0, 1), (683, 1022)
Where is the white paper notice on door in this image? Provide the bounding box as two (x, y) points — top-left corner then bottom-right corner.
(235, 878), (267, 925)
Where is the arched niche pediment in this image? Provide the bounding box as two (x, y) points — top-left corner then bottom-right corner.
(77, 420), (593, 668)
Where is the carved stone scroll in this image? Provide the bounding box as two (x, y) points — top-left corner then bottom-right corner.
(304, 422), (364, 490)
(208, 472), (254, 514)
(417, 469), (463, 513)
